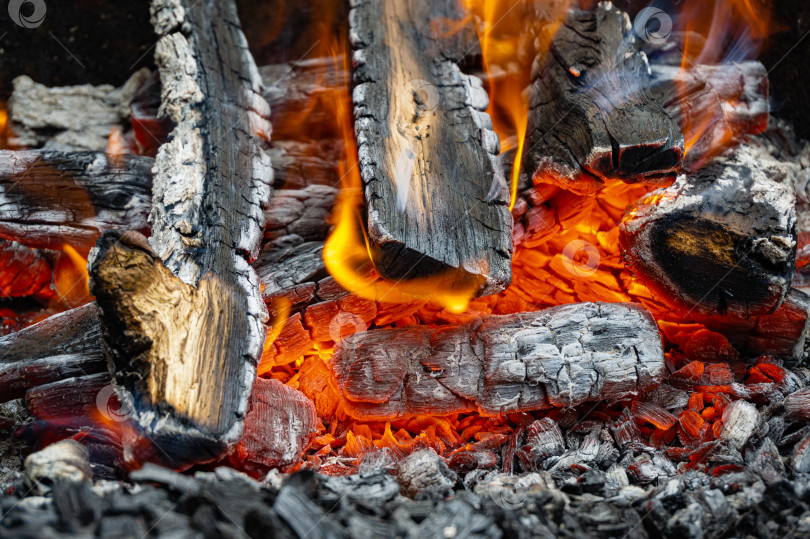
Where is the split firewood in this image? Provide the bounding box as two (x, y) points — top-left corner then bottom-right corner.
(524, 3), (683, 196)
(7, 70), (151, 152)
(88, 0), (273, 466)
(647, 62), (769, 169)
(0, 303), (105, 402)
(329, 302), (665, 419)
(620, 144), (797, 317)
(0, 240), (54, 300)
(0, 150), (152, 252)
(349, 0), (513, 296)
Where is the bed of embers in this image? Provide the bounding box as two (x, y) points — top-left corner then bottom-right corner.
(2, 0), (810, 537)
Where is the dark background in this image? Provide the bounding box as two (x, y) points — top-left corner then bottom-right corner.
(0, 0), (808, 139)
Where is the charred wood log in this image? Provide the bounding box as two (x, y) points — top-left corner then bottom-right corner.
(524, 3), (683, 196)
(88, 0), (272, 466)
(0, 151), (152, 252)
(0, 149), (333, 253)
(7, 71), (151, 152)
(620, 145), (797, 317)
(349, 0), (512, 296)
(648, 62), (769, 169)
(329, 302), (665, 419)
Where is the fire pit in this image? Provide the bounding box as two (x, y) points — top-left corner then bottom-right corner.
(1, 0), (810, 536)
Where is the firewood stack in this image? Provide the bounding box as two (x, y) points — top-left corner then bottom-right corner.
(1, 5), (810, 530)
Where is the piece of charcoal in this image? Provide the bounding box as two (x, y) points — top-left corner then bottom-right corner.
(396, 449), (457, 501)
(719, 400), (760, 451)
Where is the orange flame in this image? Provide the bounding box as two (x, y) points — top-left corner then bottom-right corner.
(53, 244), (91, 307)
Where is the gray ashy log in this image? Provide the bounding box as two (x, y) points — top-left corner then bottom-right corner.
(89, 0), (272, 466)
(0, 150), (152, 252)
(524, 3), (683, 195)
(350, 0), (513, 296)
(7, 70), (150, 152)
(329, 302), (665, 419)
(620, 144), (797, 317)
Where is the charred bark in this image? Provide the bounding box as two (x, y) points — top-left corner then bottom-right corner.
(620, 145), (797, 317)
(87, 0), (272, 466)
(524, 3), (683, 196)
(349, 0), (512, 296)
(0, 151), (152, 252)
(329, 302), (665, 419)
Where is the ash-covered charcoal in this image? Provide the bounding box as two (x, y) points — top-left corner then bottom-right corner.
(620, 144), (797, 317)
(719, 400), (760, 451)
(24, 439), (92, 495)
(397, 449), (457, 501)
(785, 388), (810, 423)
(263, 185), (338, 244)
(524, 3), (683, 195)
(330, 302), (665, 419)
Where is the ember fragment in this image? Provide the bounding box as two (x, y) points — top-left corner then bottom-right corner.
(719, 400), (759, 451)
(784, 388), (810, 423)
(397, 449), (457, 501)
(24, 440), (92, 496)
(330, 303), (665, 419)
(0, 239), (54, 300)
(620, 145), (797, 317)
(349, 0), (512, 295)
(231, 378), (318, 475)
(524, 3), (683, 195)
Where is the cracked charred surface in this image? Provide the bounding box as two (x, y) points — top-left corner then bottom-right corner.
(88, 0), (272, 466)
(329, 302), (665, 419)
(524, 3), (683, 196)
(0, 151), (152, 253)
(349, 0), (513, 296)
(620, 144), (798, 318)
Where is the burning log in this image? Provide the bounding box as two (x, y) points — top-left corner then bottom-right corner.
(0, 149), (333, 253)
(524, 3), (683, 196)
(329, 302), (665, 419)
(349, 0), (513, 296)
(7, 71), (150, 152)
(620, 145), (797, 317)
(87, 0), (272, 466)
(0, 150), (152, 252)
(648, 62), (769, 169)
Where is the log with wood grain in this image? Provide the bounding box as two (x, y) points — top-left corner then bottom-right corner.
(329, 302), (666, 419)
(87, 0), (273, 466)
(349, 0), (513, 296)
